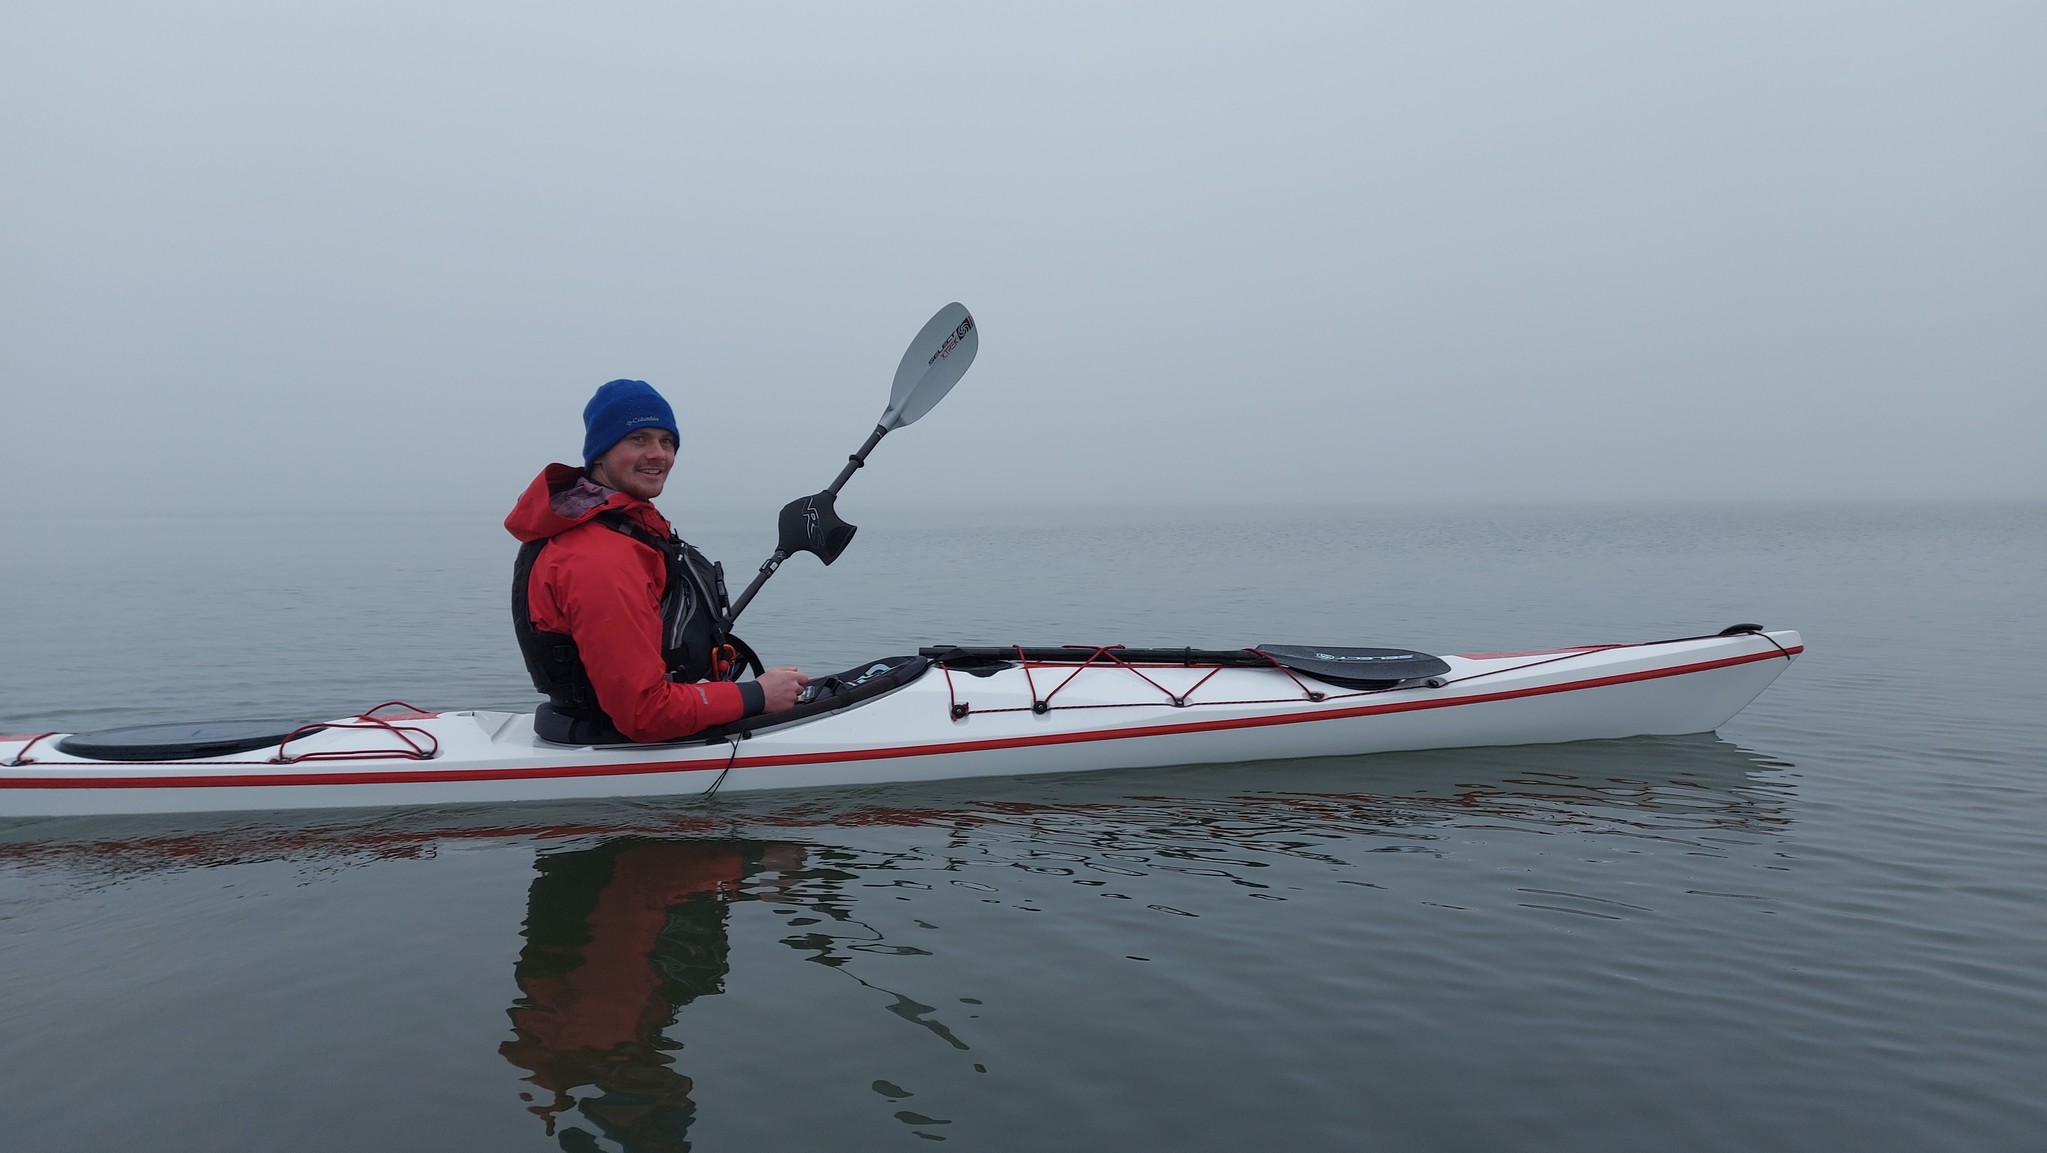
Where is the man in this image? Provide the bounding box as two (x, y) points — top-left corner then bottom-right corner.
(508, 379), (808, 744)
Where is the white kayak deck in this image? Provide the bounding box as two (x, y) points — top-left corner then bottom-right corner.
(1, 630), (1802, 817)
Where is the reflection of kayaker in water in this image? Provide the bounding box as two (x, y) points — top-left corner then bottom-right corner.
(500, 836), (804, 1152)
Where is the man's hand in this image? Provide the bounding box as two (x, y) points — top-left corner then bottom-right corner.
(757, 667), (811, 712)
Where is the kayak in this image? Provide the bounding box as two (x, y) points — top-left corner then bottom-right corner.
(1, 626), (1800, 818)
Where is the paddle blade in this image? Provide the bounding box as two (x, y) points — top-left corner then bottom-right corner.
(776, 491), (858, 565)
(877, 302), (977, 431)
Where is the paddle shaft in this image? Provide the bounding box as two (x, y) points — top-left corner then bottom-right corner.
(824, 424), (889, 497)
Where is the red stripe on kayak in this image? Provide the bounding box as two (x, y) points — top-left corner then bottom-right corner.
(3, 644), (1800, 790)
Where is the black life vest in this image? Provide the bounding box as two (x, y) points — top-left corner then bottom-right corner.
(512, 511), (745, 723)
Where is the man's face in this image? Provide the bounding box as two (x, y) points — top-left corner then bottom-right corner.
(590, 428), (678, 500)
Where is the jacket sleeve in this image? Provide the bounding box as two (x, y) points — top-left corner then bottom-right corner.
(539, 529), (749, 742)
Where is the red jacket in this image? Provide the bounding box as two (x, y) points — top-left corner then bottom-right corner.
(505, 464), (748, 741)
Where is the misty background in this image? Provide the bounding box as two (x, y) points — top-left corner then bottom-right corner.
(3, 3), (2041, 519)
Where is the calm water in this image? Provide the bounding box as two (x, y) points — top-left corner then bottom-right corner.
(2, 502), (2043, 1151)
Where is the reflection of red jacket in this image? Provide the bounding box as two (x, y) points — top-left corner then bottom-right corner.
(501, 841), (749, 1081)
(506, 464), (746, 741)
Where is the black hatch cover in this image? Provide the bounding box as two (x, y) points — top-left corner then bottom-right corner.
(56, 719), (324, 762)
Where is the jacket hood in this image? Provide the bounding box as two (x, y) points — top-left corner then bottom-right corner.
(505, 463), (652, 543)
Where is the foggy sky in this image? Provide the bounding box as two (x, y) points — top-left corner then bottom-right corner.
(3, 2), (2042, 518)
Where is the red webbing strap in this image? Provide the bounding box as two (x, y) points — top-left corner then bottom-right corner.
(5, 732), (57, 766)
(1431, 644), (1625, 687)
(1085, 646), (1181, 703)
(941, 662), (970, 721)
(272, 701), (441, 764)
(1038, 646), (1129, 708)
(936, 645), (1368, 720)
(358, 700), (440, 721)
(944, 694), (1359, 718)
(1177, 662), (1228, 703)
(1246, 648), (1329, 702)
(1435, 633), (1783, 688)
(1016, 645), (1049, 714)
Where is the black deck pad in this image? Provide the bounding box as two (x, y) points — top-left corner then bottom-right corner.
(709, 655), (933, 740)
(56, 719), (323, 762)
(1253, 645), (1451, 689)
(532, 657), (935, 747)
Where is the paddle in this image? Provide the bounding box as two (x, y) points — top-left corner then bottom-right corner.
(723, 302), (979, 626)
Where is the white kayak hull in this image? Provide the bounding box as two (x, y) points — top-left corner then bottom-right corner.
(1, 630), (1801, 818)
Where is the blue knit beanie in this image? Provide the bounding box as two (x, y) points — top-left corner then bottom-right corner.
(582, 379), (679, 465)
